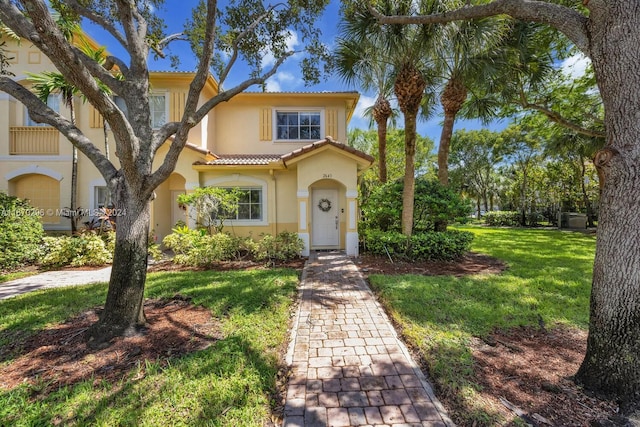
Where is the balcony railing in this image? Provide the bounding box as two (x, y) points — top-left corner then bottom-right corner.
(9, 127), (60, 155)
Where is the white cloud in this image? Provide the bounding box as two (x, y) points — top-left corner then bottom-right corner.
(265, 71), (302, 92)
(561, 53), (591, 79)
(265, 79), (281, 92)
(261, 31), (301, 69)
(355, 94), (375, 121)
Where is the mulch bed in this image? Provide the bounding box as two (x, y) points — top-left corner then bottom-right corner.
(0, 296), (221, 394)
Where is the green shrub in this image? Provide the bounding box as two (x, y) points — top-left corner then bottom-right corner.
(362, 230), (408, 257)
(42, 232), (114, 267)
(361, 177), (472, 232)
(254, 231), (304, 263)
(163, 228), (303, 266)
(163, 227), (236, 266)
(363, 229), (473, 261)
(408, 231), (474, 261)
(0, 192), (44, 270)
(483, 211), (521, 227)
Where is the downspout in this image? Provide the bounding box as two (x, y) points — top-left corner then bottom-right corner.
(270, 169), (277, 235)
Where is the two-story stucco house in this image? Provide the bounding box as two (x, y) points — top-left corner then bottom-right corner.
(0, 33), (372, 256)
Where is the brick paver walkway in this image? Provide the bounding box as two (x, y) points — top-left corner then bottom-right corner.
(283, 252), (453, 427)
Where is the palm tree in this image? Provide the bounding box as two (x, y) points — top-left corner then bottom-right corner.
(339, 0), (438, 236)
(29, 71), (81, 232)
(334, 36), (396, 182)
(430, 11), (509, 186)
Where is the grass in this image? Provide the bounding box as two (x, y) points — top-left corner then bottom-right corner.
(0, 268), (299, 426)
(367, 225), (596, 424)
(0, 270), (38, 283)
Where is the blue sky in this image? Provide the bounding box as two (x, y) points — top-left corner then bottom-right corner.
(82, 0), (588, 145)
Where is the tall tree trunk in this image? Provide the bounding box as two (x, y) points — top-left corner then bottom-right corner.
(438, 78), (467, 186)
(402, 112), (417, 236)
(86, 179), (150, 348)
(376, 117), (389, 183)
(69, 102), (78, 234)
(373, 95), (392, 184)
(575, 3), (640, 413)
(71, 146), (78, 233)
(579, 157), (595, 227)
(437, 111), (456, 186)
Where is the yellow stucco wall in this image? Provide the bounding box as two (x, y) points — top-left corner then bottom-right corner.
(211, 93), (356, 155)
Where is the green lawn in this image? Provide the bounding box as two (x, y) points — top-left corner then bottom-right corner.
(0, 270), (38, 283)
(367, 226), (596, 424)
(0, 268), (299, 426)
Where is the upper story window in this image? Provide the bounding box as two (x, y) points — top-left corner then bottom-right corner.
(25, 94), (60, 126)
(276, 111), (322, 141)
(113, 93), (167, 129)
(149, 94), (167, 128)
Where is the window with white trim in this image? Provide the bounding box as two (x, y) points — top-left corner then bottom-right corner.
(94, 186), (111, 209)
(112, 94), (166, 128)
(26, 94), (60, 126)
(214, 187), (263, 221)
(149, 94), (167, 128)
(276, 111), (321, 141)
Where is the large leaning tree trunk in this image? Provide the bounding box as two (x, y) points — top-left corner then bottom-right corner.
(371, 0), (640, 414)
(574, 4), (640, 414)
(437, 77), (467, 186)
(394, 64), (426, 237)
(372, 95), (392, 183)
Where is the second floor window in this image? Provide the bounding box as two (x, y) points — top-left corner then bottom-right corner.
(113, 94), (166, 129)
(26, 94), (60, 126)
(150, 94), (167, 128)
(276, 111), (321, 141)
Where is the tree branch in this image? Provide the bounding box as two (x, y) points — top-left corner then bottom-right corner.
(152, 33), (187, 57)
(0, 76), (117, 181)
(64, 0), (129, 49)
(369, 0), (591, 56)
(518, 90), (605, 138)
(219, 4), (280, 86)
(114, 0), (148, 73)
(146, 0), (219, 193)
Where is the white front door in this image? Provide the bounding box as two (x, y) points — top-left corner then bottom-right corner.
(312, 189), (339, 248)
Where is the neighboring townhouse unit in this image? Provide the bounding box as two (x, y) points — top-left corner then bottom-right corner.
(0, 34), (372, 256)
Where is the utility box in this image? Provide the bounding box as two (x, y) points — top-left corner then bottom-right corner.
(559, 212), (588, 229)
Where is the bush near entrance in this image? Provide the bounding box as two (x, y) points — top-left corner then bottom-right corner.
(0, 193), (44, 270)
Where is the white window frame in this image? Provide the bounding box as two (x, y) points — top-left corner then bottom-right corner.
(111, 93), (168, 129)
(25, 93), (60, 126)
(216, 187), (263, 222)
(89, 179), (109, 214)
(203, 175), (268, 226)
(149, 92), (168, 129)
(273, 108), (324, 142)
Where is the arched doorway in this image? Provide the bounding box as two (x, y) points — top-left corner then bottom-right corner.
(11, 173), (61, 224)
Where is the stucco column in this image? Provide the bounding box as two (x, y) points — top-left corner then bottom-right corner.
(346, 189), (359, 256)
(297, 190), (310, 256)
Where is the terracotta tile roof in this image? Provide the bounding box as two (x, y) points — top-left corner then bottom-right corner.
(280, 137), (375, 165)
(193, 138), (374, 168)
(201, 154), (282, 165)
